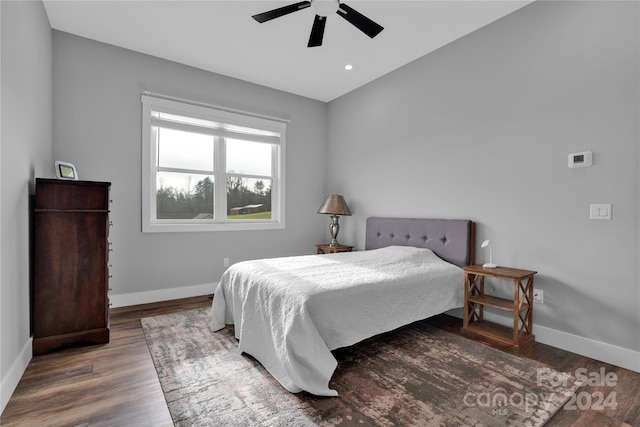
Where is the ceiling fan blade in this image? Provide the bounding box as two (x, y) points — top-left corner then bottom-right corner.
(252, 1), (311, 23)
(336, 3), (383, 39)
(307, 15), (326, 47)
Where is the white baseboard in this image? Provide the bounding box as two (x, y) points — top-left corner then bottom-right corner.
(110, 282), (216, 308)
(1, 337), (32, 415)
(448, 309), (640, 373)
(534, 324), (640, 373)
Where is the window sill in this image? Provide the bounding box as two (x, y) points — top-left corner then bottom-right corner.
(142, 220), (285, 233)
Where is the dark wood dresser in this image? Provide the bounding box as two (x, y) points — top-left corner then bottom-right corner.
(33, 178), (111, 355)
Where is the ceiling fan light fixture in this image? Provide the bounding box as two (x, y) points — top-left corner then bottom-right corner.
(312, 0), (340, 17)
(344, 64), (353, 71)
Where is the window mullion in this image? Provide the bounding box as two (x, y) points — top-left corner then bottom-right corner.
(214, 136), (226, 221)
(150, 125), (159, 221)
(271, 144), (279, 221)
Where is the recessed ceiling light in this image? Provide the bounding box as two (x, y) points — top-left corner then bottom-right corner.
(345, 64), (353, 71)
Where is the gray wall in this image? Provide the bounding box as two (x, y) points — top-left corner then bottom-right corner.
(52, 31), (328, 297)
(0, 0), (53, 410)
(327, 1), (639, 353)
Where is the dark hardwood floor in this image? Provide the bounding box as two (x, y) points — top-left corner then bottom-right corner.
(1, 296), (638, 426)
(428, 315), (640, 427)
(1, 296), (211, 427)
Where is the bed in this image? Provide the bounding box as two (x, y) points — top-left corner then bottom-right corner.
(210, 217), (475, 396)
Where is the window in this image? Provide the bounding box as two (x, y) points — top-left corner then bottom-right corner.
(141, 95), (286, 232)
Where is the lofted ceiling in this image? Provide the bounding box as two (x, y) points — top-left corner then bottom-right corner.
(42, 0), (532, 102)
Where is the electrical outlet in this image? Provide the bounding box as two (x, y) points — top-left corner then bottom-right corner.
(533, 289), (544, 304)
(223, 257), (229, 267)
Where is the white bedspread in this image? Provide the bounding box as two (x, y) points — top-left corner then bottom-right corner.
(210, 246), (463, 396)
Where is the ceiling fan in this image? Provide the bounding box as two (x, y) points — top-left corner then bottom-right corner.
(252, 0), (384, 48)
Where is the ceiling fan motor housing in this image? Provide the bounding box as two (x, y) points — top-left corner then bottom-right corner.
(313, 0), (340, 17)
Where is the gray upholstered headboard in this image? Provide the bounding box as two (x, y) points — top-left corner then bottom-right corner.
(365, 217), (475, 267)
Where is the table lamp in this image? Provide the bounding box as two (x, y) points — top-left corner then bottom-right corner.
(481, 239), (497, 268)
(317, 194), (351, 247)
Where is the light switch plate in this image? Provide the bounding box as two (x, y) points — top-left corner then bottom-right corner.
(590, 204), (611, 220)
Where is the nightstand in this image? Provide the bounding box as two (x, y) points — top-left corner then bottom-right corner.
(316, 244), (353, 254)
(461, 264), (537, 352)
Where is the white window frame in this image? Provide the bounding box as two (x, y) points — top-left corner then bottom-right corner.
(141, 94), (286, 233)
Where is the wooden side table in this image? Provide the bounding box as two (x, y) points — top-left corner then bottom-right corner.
(316, 244), (353, 254)
(461, 264), (537, 352)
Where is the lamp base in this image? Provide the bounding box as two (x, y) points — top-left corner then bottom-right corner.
(483, 263), (498, 269)
(328, 215), (341, 247)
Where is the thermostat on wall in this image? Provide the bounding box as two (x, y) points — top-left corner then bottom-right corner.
(568, 151), (592, 168)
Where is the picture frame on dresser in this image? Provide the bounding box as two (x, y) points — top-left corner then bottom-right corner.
(54, 160), (78, 180)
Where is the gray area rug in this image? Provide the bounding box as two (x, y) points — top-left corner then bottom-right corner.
(141, 308), (581, 426)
